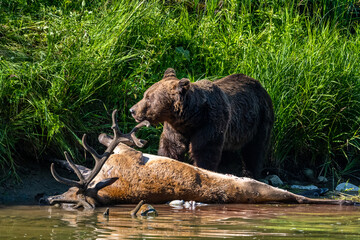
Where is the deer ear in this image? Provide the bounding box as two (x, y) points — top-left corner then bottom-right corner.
(177, 78), (190, 95)
(163, 68), (176, 78)
(94, 177), (118, 191)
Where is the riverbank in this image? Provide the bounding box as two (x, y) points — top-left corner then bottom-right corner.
(0, 162), (67, 205)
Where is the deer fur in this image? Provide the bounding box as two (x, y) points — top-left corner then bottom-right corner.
(47, 139), (355, 207)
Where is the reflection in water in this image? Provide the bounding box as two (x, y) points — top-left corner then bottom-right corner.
(0, 204), (360, 239)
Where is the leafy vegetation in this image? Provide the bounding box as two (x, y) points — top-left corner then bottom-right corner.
(0, 0), (359, 182)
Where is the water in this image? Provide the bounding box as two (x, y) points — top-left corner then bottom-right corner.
(0, 204), (360, 239)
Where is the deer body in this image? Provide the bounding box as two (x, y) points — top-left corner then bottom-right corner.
(49, 143), (349, 206)
(46, 110), (354, 208)
(94, 145), (296, 204)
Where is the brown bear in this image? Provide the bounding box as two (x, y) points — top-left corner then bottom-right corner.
(130, 68), (274, 178)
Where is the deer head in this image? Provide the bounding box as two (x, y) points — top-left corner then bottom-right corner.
(47, 110), (150, 209)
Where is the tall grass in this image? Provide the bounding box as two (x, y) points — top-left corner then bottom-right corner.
(0, 0), (359, 181)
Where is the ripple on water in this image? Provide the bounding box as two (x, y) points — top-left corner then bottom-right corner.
(0, 204), (360, 239)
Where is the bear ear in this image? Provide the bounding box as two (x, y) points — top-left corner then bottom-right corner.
(177, 78), (190, 95)
(163, 68), (176, 79)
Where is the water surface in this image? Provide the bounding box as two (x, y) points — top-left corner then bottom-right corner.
(1, 204), (359, 239)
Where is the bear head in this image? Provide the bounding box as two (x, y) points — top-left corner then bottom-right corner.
(130, 68), (190, 125)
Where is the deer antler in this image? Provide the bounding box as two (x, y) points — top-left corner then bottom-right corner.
(50, 109), (149, 209)
(98, 120), (150, 148)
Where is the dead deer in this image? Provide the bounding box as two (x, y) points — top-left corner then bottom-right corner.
(45, 110), (356, 209)
(47, 110), (149, 208)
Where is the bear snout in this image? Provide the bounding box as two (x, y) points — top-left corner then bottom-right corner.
(129, 107), (136, 116)
(129, 107), (139, 121)
(130, 105), (145, 123)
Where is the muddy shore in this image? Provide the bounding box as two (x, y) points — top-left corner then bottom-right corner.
(0, 163), (68, 205)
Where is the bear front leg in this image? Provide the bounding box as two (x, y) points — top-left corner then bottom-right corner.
(158, 122), (189, 162)
(189, 129), (225, 171)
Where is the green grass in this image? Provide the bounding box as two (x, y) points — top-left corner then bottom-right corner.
(0, 0), (359, 182)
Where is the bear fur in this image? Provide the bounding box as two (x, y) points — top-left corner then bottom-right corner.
(130, 68), (274, 178)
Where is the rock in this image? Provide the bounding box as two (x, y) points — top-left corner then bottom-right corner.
(259, 179), (269, 185)
(299, 188), (328, 197)
(303, 168), (315, 180)
(317, 176), (328, 183)
(169, 200), (185, 207)
(265, 175), (283, 186)
(168, 200), (207, 209)
(335, 182), (359, 192)
(290, 185), (319, 190)
(183, 201), (196, 209)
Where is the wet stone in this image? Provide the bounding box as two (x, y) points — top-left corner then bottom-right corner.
(336, 182), (359, 192)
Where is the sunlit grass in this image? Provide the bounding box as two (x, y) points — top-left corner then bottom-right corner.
(0, 0), (359, 182)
